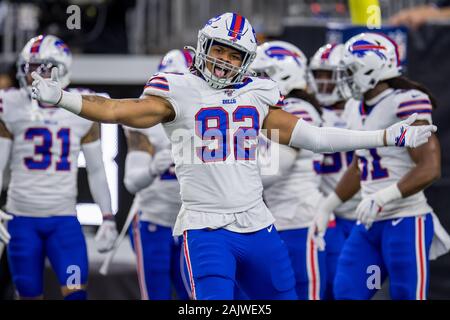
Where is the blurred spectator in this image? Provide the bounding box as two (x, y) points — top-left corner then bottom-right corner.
(0, 63), (18, 90)
(389, 0), (450, 30)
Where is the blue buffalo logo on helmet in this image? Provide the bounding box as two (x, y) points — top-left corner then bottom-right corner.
(349, 40), (387, 60)
(264, 46), (302, 66)
(54, 39), (71, 55)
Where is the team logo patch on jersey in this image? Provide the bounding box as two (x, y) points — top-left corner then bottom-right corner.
(224, 89), (235, 97)
(349, 40), (387, 60)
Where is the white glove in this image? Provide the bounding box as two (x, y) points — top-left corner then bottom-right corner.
(356, 184), (402, 229)
(95, 217), (119, 253)
(30, 68), (62, 105)
(0, 209), (13, 244)
(311, 192), (342, 251)
(385, 113), (437, 148)
(150, 149), (174, 176)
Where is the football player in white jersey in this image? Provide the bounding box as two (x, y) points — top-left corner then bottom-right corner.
(30, 13), (436, 300)
(251, 41), (326, 300)
(309, 43), (361, 299)
(321, 33), (450, 300)
(0, 35), (117, 299)
(124, 49), (191, 300)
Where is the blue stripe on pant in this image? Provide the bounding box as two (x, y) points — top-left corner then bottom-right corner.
(323, 216), (356, 300)
(278, 227), (326, 300)
(183, 226), (297, 300)
(334, 214), (433, 300)
(7, 215), (88, 298)
(129, 214), (190, 300)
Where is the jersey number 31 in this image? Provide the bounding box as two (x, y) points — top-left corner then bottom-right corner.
(24, 127), (71, 171)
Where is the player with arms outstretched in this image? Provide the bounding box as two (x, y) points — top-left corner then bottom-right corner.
(0, 35), (117, 299)
(30, 14), (436, 300)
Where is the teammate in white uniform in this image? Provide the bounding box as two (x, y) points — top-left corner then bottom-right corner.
(309, 43), (361, 299)
(252, 41), (326, 300)
(124, 49), (191, 300)
(0, 35), (117, 299)
(30, 14), (436, 300)
(322, 33), (450, 300)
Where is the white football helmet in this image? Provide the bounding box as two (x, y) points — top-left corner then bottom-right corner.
(158, 49), (193, 73)
(309, 43), (347, 106)
(17, 35), (72, 91)
(340, 32), (402, 99)
(251, 40), (308, 96)
(194, 12), (257, 89)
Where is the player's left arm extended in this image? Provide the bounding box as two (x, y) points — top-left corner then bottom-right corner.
(262, 107), (437, 152)
(81, 123), (113, 219)
(400, 121), (441, 197)
(30, 69), (175, 128)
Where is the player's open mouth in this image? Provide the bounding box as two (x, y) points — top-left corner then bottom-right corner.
(213, 66), (229, 78)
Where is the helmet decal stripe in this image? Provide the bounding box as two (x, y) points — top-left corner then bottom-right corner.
(30, 35), (45, 54)
(228, 13), (245, 39)
(320, 44), (337, 60)
(182, 49), (193, 68)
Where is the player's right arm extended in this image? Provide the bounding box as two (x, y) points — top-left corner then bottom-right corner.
(30, 69), (175, 128)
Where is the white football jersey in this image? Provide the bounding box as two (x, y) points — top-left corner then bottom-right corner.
(127, 124), (181, 227)
(263, 97), (324, 230)
(346, 88), (433, 220)
(319, 101), (361, 220)
(142, 72), (283, 235)
(0, 88), (94, 217)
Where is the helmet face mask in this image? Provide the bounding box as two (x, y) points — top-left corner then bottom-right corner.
(17, 35), (72, 93)
(309, 43), (348, 106)
(195, 13), (257, 89)
(17, 58), (68, 88)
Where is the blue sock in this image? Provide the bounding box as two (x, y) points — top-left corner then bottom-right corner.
(64, 290), (87, 300)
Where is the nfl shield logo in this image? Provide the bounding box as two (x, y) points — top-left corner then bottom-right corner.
(224, 89), (234, 97)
